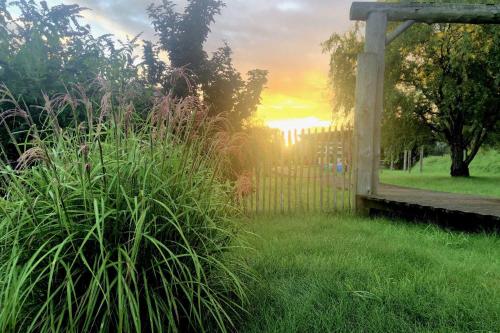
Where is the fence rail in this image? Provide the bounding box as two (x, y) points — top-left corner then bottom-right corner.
(243, 127), (354, 214)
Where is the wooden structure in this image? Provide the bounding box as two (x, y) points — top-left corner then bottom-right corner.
(350, 2), (500, 212)
(245, 127), (353, 214)
(360, 184), (500, 232)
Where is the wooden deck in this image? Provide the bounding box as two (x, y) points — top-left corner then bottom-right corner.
(358, 184), (500, 232)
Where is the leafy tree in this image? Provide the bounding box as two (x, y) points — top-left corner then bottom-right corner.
(147, 0), (225, 97)
(204, 44), (268, 130)
(146, 0), (267, 130)
(322, 24), (363, 115)
(397, 23), (500, 176)
(233, 69), (268, 130)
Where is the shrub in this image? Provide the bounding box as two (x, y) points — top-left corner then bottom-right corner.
(0, 87), (247, 332)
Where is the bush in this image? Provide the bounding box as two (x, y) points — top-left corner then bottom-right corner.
(0, 88), (247, 332)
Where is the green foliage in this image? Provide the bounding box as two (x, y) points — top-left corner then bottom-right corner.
(322, 24), (363, 115)
(240, 214), (500, 332)
(0, 1), (142, 101)
(0, 0), (151, 161)
(147, 0), (268, 129)
(0, 87), (248, 332)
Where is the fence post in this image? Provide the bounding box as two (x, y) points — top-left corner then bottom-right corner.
(403, 150), (407, 171)
(274, 133), (278, 214)
(299, 129), (305, 212)
(306, 128), (312, 212)
(313, 128), (319, 211)
(408, 149), (412, 173)
(287, 130), (292, 213)
(419, 146), (424, 173)
(255, 163), (260, 214)
(326, 127), (332, 212)
(280, 133), (285, 214)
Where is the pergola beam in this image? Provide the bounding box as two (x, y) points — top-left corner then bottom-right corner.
(351, 2), (500, 24)
(386, 20), (415, 45)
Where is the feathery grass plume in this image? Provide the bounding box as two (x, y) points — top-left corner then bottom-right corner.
(15, 146), (48, 170)
(235, 171), (254, 203)
(0, 85), (34, 158)
(0, 82), (249, 332)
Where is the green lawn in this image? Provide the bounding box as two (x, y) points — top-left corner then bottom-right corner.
(381, 150), (500, 198)
(238, 215), (500, 332)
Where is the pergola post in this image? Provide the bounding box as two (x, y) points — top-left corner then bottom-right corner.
(353, 52), (378, 210)
(353, 12), (387, 210)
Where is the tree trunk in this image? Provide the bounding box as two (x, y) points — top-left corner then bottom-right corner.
(450, 144), (469, 177)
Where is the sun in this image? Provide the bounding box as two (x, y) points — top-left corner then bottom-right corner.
(266, 117), (332, 145)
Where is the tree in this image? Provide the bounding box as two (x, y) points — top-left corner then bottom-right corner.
(397, 24), (500, 176)
(146, 0), (267, 130)
(147, 0), (225, 97)
(233, 69), (268, 130)
(322, 24), (363, 115)
(203, 44), (268, 130)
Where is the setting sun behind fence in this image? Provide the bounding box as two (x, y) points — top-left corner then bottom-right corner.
(266, 117), (332, 145)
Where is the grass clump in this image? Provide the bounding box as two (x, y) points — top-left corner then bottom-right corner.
(0, 86), (247, 332)
(240, 214), (500, 332)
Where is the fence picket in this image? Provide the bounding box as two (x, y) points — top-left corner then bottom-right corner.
(348, 128), (353, 210)
(262, 152), (266, 213)
(342, 125), (347, 210)
(274, 133), (279, 214)
(333, 128), (338, 211)
(268, 145), (272, 213)
(255, 164), (260, 214)
(306, 128), (312, 212)
(320, 128), (325, 212)
(280, 133), (285, 214)
(296, 129), (304, 211)
(314, 128), (319, 211)
(287, 130), (292, 213)
(290, 129), (299, 212)
(326, 127), (331, 212)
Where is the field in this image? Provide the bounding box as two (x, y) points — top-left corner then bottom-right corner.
(381, 150), (500, 198)
(238, 215), (500, 332)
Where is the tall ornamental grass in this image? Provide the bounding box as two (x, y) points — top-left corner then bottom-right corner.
(0, 84), (248, 332)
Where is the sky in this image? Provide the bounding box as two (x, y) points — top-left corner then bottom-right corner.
(46, 0), (363, 130)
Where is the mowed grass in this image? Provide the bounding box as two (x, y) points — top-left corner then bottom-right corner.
(381, 149), (500, 198)
(238, 215), (500, 332)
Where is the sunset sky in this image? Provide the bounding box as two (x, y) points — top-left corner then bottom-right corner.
(47, 0), (366, 130)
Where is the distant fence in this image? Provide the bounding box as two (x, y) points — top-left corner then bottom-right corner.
(243, 127), (354, 214)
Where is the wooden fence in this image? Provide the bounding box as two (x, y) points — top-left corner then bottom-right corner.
(243, 127), (354, 214)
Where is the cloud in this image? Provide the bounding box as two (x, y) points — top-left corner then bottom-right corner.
(276, 1), (304, 12)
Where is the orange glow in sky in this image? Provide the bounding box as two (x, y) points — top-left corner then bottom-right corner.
(255, 71), (334, 132)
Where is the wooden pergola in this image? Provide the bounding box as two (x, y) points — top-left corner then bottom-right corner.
(350, 2), (500, 212)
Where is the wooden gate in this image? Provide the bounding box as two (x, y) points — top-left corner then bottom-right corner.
(243, 126), (353, 214)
